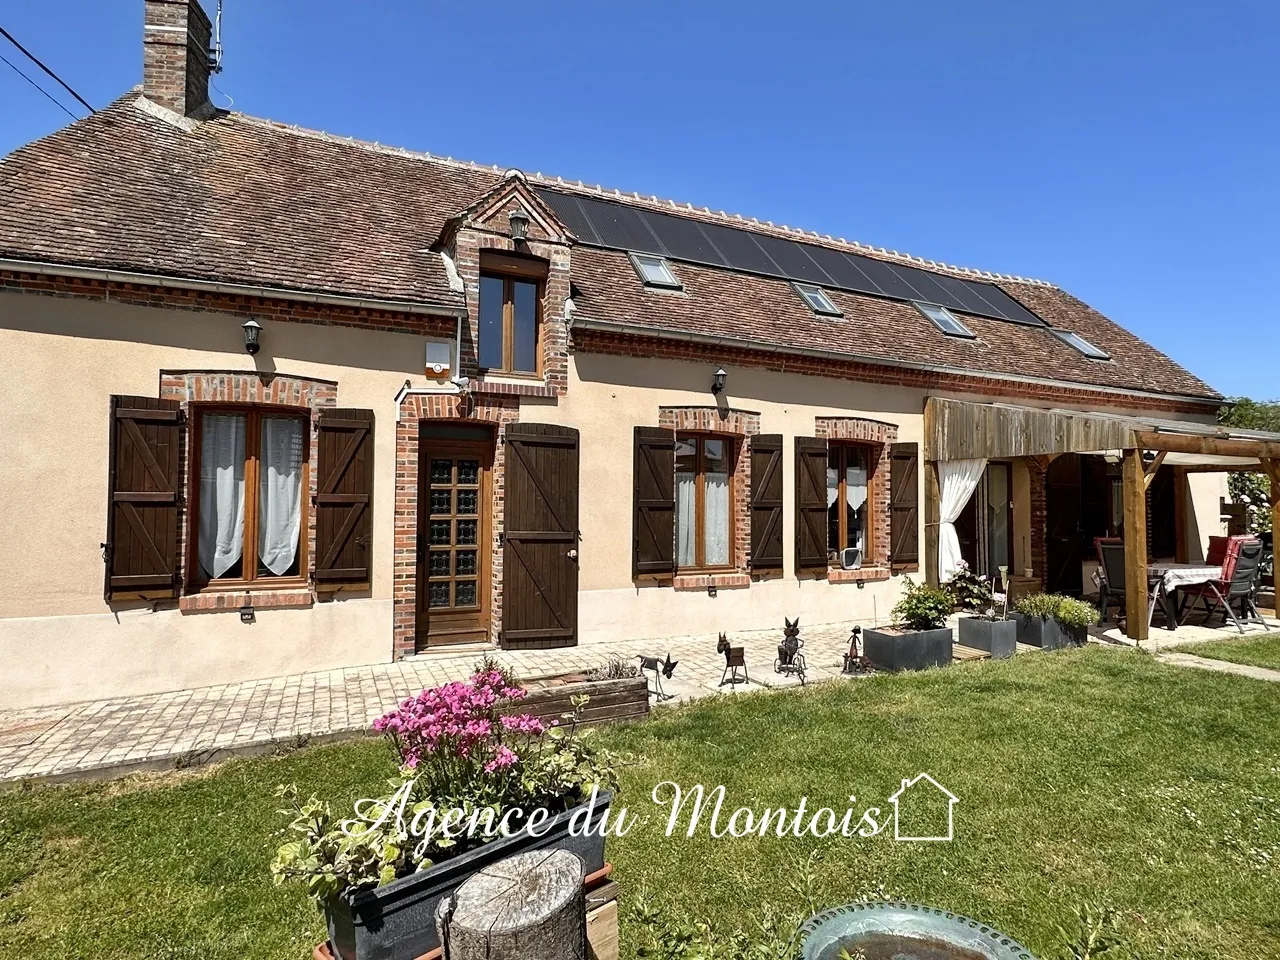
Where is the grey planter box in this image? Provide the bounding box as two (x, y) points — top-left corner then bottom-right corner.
(863, 626), (953, 671)
(958, 616), (1017, 659)
(325, 791), (611, 960)
(1012, 613), (1086, 650)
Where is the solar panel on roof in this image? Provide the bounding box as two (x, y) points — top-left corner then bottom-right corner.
(575, 196), (666, 255)
(696, 221), (785, 277)
(645, 210), (729, 267)
(849, 256), (927, 302)
(968, 284), (1044, 327)
(929, 273), (1003, 318)
(539, 192), (601, 245)
(893, 265), (955, 308)
(802, 245), (885, 298)
(750, 233), (836, 286)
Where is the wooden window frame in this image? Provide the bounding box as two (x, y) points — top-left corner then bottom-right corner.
(186, 404), (311, 593)
(675, 432), (736, 573)
(985, 460), (1015, 574)
(479, 271), (543, 377)
(828, 442), (874, 560)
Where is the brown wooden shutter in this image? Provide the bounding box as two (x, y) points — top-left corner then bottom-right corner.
(314, 409), (374, 588)
(795, 437), (828, 572)
(503, 423), (579, 649)
(633, 426), (676, 577)
(104, 396), (184, 601)
(750, 434), (784, 570)
(890, 442), (920, 571)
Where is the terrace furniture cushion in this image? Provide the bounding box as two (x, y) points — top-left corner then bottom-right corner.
(1179, 536), (1265, 633)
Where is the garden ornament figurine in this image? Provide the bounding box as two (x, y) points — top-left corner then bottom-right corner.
(842, 625), (871, 674)
(636, 653), (678, 701)
(717, 632), (749, 687)
(775, 617), (807, 685)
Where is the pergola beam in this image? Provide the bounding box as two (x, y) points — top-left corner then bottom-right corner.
(1143, 451), (1167, 490)
(1123, 448), (1149, 643)
(1132, 431), (1280, 460)
(1265, 458), (1280, 592)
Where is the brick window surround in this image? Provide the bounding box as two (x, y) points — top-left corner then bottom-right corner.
(815, 416), (898, 583)
(394, 391), (520, 658)
(658, 406), (760, 591)
(158, 371), (338, 611)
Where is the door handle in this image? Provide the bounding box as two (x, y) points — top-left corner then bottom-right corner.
(566, 549), (578, 561)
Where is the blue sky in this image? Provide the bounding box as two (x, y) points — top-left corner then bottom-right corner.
(3, 1), (1277, 399)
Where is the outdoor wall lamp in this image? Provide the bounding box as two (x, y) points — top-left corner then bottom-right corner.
(242, 318), (262, 355)
(509, 207), (531, 243)
(711, 367), (728, 394)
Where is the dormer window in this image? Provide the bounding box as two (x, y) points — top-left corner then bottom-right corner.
(629, 253), (682, 290)
(914, 301), (975, 339)
(1051, 329), (1111, 360)
(793, 282), (841, 317)
(478, 251), (546, 376)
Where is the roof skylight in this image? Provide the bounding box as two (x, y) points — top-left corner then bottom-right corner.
(793, 282), (842, 317)
(914, 302), (975, 339)
(1051, 330), (1111, 360)
(629, 253), (682, 290)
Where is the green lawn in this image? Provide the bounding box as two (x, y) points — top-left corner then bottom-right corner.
(1171, 632), (1280, 671)
(2, 647), (1279, 959)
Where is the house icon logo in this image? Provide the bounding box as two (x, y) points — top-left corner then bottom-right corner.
(887, 773), (959, 842)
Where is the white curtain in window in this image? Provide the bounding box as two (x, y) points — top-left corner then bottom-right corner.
(199, 413), (246, 579)
(676, 470), (697, 567)
(703, 471), (730, 566)
(938, 458), (987, 583)
(259, 417), (305, 576)
(846, 462), (868, 513)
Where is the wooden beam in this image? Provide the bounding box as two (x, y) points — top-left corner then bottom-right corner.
(924, 461), (941, 587)
(1143, 451), (1167, 491)
(1266, 459), (1280, 593)
(1122, 449), (1149, 643)
(1132, 431), (1280, 460)
(1173, 467), (1188, 563)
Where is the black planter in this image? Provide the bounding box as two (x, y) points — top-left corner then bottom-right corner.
(958, 616), (1017, 659)
(1012, 614), (1086, 650)
(863, 627), (953, 671)
(325, 791), (612, 960)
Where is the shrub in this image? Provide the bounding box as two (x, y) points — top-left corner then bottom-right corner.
(586, 654), (639, 681)
(947, 560), (994, 614)
(1014, 593), (1100, 631)
(892, 578), (954, 631)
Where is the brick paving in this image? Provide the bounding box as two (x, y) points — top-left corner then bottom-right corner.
(0, 621), (864, 784)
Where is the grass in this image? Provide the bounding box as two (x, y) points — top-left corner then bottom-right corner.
(1, 647), (1278, 959)
(1170, 632), (1280, 671)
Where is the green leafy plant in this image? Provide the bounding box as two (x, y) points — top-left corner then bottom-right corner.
(1014, 593), (1099, 631)
(585, 654), (639, 681)
(892, 578), (954, 631)
(1053, 901), (1131, 959)
(947, 560), (995, 615)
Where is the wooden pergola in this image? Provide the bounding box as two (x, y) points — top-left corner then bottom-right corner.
(924, 399), (1280, 642)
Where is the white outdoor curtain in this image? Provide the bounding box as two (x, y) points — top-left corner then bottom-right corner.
(938, 458), (987, 583)
(199, 413), (246, 579)
(258, 417), (305, 575)
(703, 471), (730, 566)
(676, 469), (697, 567)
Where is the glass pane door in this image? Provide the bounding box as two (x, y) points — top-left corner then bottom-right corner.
(426, 456), (481, 611)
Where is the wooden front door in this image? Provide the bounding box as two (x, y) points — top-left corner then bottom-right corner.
(1046, 454), (1083, 596)
(416, 435), (493, 648)
(502, 424), (580, 649)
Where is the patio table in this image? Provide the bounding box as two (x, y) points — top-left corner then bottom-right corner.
(1147, 563), (1223, 630)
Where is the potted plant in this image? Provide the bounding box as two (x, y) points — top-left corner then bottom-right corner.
(271, 665), (621, 960)
(1012, 593), (1099, 649)
(863, 578), (955, 671)
(953, 563), (1016, 659)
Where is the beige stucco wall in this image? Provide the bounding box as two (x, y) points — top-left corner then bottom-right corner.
(0, 290), (437, 707)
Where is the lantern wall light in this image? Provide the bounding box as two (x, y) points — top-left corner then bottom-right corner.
(242, 318), (262, 355)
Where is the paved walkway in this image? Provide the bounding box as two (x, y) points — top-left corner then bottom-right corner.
(0, 622), (863, 784)
(1154, 651), (1280, 682)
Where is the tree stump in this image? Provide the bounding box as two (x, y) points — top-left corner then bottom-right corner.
(436, 849), (586, 960)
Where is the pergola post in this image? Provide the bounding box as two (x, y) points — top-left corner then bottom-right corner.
(1122, 448), (1149, 642)
(1265, 458), (1280, 592)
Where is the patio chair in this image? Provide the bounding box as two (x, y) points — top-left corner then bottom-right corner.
(1179, 536), (1266, 633)
(1205, 535), (1229, 567)
(1095, 538), (1126, 623)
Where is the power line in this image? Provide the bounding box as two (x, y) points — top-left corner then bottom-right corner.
(0, 25), (93, 114)
(0, 51), (77, 121)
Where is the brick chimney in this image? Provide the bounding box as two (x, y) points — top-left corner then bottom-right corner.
(143, 0), (215, 118)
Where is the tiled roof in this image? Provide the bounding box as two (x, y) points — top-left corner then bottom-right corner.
(0, 94), (1221, 401)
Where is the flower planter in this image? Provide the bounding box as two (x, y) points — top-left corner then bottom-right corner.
(957, 616), (1017, 659)
(324, 791), (612, 960)
(1012, 613), (1086, 650)
(862, 627), (953, 672)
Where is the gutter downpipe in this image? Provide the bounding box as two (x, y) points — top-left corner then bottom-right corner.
(567, 315), (1222, 409)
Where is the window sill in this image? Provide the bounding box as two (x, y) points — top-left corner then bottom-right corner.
(672, 572), (751, 591)
(827, 567), (892, 584)
(470, 379), (557, 398)
(179, 589), (314, 613)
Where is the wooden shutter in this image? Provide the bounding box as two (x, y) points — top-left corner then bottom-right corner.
(795, 437), (828, 572)
(503, 424), (579, 649)
(104, 396), (184, 601)
(890, 442), (920, 571)
(314, 409), (374, 588)
(750, 434), (784, 570)
(633, 426), (675, 577)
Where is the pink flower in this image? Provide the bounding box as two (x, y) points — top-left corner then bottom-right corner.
(484, 746), (518, 773)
